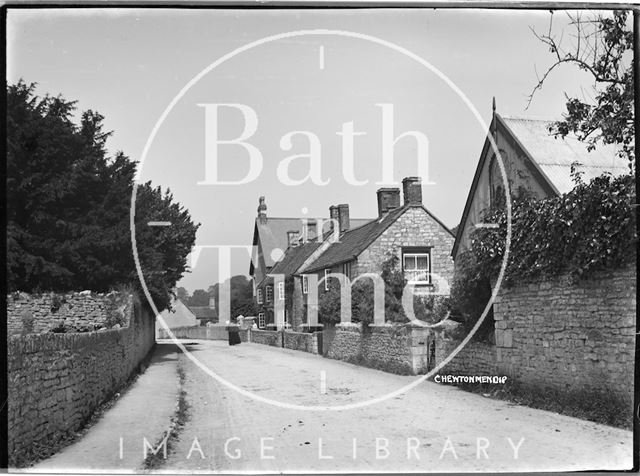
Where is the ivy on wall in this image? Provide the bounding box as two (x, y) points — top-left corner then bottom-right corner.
(451, 173), (636, 335)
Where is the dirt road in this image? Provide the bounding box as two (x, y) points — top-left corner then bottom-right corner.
(158, 340), (632, 472)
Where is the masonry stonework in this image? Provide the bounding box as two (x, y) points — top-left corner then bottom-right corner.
(357, 207), (455, 294)
(7, 293), (155, 467)
(435, 265), (635, 403)
(324, 323), (432, 375)
(7, 292), (128, 335)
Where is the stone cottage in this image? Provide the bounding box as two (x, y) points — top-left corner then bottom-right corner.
(249, 196), (369, 329)
(252, 176), (456, 330)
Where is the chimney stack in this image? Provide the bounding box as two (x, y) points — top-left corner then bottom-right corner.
(329, 205), (340, 233)
(402, 177), (422, 206)
(287, 230), (300, 247)
(376, 188), (401, 217)
(257, 196), (267, 224)
(337, 204), (350, 233)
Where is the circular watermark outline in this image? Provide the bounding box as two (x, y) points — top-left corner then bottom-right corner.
(130, 29), (512, 412)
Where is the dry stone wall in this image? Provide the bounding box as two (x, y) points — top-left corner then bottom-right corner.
(7, 293), (155, 467)
(283, 331), (320, 354)
(435, 266), (635, 403)
(7, 291), (128, 335)
(324, 323), (432, 375)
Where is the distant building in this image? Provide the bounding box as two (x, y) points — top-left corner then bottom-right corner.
(156, 298), (198, 338)
(187, 297), (218, 326)
(452, 101), (629, 262)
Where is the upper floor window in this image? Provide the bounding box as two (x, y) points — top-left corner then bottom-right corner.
(266, 286), (273, 302)
(257, 288), (263, 304)
(324, 269), (330, 291)
(402, 248), (431, 285)
(302, 276), (309, 294)
(277, 282), (285, 300)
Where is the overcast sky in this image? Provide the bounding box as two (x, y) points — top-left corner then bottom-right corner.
(7, 8), (603, 292)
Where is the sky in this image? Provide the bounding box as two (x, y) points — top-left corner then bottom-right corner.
(7, 7), (604, 293)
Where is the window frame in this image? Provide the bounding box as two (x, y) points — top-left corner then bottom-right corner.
(258, 312), (265, 329)
(277, 281), (285, 300)
(402, 248), (432, 285)
(266, 285), (273, 303)
(324, 269), (330, 291)
(257, 288), (263, 304)
(302, 275), (309, 294)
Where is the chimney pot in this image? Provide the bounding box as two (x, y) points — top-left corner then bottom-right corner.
(337, 204), (350, 233)
(257, 196), (267, 224)
(287, 230), (300, 247)
(376, 188), (401, 217)
(402, 177), (422, 206)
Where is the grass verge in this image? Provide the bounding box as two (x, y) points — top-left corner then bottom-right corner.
(453, 379), (632, 430)
(143, 358), (190, 470)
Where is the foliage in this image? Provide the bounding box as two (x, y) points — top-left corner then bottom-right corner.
(317, 254), (449, 326)
(451, 173), (636, 336)
(6, 81), (199, 311)
(530, 10), (634, 168)
(207, 275), (257, 318)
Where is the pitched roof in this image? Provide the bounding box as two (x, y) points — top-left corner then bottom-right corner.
(501, 116), (628, 195)
(255, 217), (371, 268)
(187, 306), (218, 319)
(304, 204), (455, 273)
(451, 112), (629, 258)
(270, 240), (323, 276)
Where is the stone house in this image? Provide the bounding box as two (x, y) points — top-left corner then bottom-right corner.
(452, 100), (629, 262)
(249, 196), (368, 329)
(252, 176), (456, 330)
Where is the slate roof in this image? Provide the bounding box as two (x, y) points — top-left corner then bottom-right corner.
(303, 205), (454, 273)
(187, 306), (218, 320)
(501, 116), (628, 195)
(255, 217), (371, 268)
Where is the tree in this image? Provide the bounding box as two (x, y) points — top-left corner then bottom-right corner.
(7, 80), (199, 311)
(529, 10), (634, 168)
(208, 275), (257, 318)
(189, 289), (211, 307)
(176, 287), (190, 302)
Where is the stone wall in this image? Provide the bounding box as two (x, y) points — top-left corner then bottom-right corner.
(324, 323), (432, 375)
(7, 291), (129, 335)
(7, 293), (155, 467)
(435, 266), (635, 403)
(250, 329), (283, 347)
(283, 330), (320, 354)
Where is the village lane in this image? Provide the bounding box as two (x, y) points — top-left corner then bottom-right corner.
(159, 339), (633, 473)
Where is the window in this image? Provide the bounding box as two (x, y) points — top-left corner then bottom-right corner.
(257, 288), (263, 304)
(277, 282), (285, 300)
(266, 286), (273, 302)
(258, 312), (265, 329)
(324, 269), (330, 291)
(402, 248), (431, 284)
(302, 276), (309, 294)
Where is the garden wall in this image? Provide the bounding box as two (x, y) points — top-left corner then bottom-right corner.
(7, 293), (155, 467)
(435, 265), (635, 403)
(157, 323), (248, 341)
(7, 291), (129, 335)
(250, 329), (283, 347)
(283, 330), (320, 354)
(324, 323), (432, 375)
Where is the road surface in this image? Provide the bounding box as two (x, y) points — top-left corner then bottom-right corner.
(156, 339), (632, 472)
